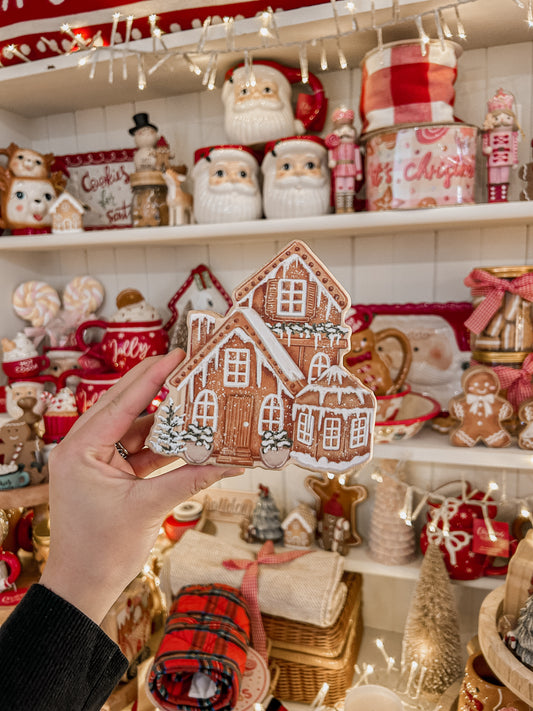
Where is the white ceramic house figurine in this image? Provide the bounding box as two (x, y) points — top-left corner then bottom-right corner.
(50, 190), (85, 233)
(262, 136), (331, 219)
(191, 145), (262, 224)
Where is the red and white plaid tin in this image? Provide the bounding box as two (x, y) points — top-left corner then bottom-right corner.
(360, 40), (462, 136)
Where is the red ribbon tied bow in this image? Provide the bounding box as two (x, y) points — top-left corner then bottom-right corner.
(464, 269), (533, 335)
(223, 540), (310, 661)
(492, 353), (533, 409)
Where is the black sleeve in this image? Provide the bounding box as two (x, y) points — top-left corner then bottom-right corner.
(0, 583), (128, 711)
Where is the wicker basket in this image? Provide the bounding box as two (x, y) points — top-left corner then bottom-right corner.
(269, 609), (362, 704)
(262, 572), (362, 658)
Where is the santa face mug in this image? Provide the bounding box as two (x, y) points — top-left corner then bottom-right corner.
(262, 136), (331, 219)
(191, 145), (262, 224)
(221, 60), (327, 147)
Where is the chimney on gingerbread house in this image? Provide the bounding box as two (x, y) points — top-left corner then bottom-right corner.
(187, 312), (219, 356)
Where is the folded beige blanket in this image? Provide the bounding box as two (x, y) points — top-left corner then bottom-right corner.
(159, 530), (347, 628)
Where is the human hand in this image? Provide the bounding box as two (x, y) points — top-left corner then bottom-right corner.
(39, 349), (243, 624)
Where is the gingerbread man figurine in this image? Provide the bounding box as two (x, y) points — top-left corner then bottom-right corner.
(449, 365), (512, 447)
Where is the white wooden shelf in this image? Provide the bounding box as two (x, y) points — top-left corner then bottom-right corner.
(343, 543), (503, 591)
(374, 427), (533, 469)
(1, 201), (533, 252)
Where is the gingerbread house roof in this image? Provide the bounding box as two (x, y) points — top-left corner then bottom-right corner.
(49, 190), (85, 215)
(168, 307), (306, 396)
(281, 503), (316, 533)
(233, 240), (350, 312)
(294, 365), (376, 412)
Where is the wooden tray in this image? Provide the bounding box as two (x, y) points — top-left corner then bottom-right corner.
(478, 585), (533, 706)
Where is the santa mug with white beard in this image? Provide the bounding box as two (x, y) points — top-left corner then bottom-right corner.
(262, 136), (331, 220)
(191, 145), (262, 224)
(221, 60), (327, 147)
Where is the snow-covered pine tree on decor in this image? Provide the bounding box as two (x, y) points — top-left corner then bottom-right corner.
(150, 397), (185, 455)
(249, 484), (284, 542)
(401, 542), (463, 696)
(511, 593), (533, 669)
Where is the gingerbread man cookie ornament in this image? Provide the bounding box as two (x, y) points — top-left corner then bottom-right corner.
(517, 397), (533, 449)
(449, 365), (512, 447)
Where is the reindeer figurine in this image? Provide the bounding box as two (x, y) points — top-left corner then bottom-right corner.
(163, 166), (193, 226)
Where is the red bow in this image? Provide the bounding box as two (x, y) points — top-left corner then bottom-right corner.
(223, 541), (310, 661)
(493, 353), (533, 409)
(464, 269), (533, 335)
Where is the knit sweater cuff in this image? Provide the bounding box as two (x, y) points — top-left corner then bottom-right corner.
(0, 583), (128, 711)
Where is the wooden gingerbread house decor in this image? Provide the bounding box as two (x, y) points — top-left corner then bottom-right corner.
(282, 503), (316, 548)
(147, 240), (376, 473)
(50, 190), (85, 233)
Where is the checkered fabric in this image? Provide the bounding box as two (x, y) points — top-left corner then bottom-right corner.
(148, 583), (251, 711)
(360, 41), (459, 135)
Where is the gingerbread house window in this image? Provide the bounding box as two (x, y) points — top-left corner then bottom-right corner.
(193, 390), (218, 429)
(350, 413), (370, 448)
(278, 279), (307, 316)
(259, 394), (283, 432)
(323, 417), (342, 450)
(309, 353), (330, 383)
(296, 411), (314, 445)
(224, 349), (250, 387)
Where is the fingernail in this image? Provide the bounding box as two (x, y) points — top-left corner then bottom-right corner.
(224, 467), (245, 477)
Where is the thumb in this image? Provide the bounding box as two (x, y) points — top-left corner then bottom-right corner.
(144, 463), (244, 514)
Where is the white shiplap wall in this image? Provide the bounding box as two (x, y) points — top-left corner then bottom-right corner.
(1, 41), (533, 635)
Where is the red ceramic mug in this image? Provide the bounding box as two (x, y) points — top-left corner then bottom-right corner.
(70, 370), (122, 414)
(2, 354), (50, 380)
(0, 548), (21, 591)
(75, 319), (169, 374)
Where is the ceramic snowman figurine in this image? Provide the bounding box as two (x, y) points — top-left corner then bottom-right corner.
(261, 135), (331, 219)
(191, 145), (262, 224)
(129, 113), (160, 173)
(0, 143), (65, 234)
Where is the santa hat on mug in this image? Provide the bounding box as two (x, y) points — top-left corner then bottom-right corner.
(222, 59), (327, 133)
(191, 144), (261, 179)
(261, 135), (327, 174)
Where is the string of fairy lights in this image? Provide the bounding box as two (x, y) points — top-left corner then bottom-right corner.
(2, 0), (531, 92)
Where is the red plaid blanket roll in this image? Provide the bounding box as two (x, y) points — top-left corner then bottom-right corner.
(148, 583), (251, 711)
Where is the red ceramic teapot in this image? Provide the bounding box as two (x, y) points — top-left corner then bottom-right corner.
(420, 482), (511, 580)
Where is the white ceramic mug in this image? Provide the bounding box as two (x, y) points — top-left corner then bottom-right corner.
(343, 684), (404, 711)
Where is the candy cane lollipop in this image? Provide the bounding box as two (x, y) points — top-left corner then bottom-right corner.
(63, 275), (105, 316)
(12, 281), (61, 327)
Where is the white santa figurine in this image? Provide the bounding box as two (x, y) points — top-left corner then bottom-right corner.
(221, 60), (327, 147)
(262, 136), (331, 220)
(191, 145), (262, 224)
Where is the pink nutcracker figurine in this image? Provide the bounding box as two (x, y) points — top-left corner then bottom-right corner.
(325, 106), (363, 213)
(482, 88), (520, 203)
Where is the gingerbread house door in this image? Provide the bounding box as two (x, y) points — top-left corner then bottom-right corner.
(218, 394), (254, 465)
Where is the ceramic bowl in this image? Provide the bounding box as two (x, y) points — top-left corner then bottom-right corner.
(374, 391), (440, 443)
(375, 383), (411, 421)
